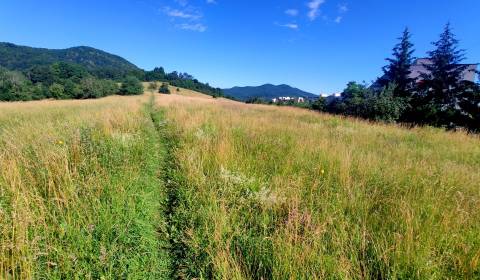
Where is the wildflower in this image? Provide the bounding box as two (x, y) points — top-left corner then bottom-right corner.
(321, 169), (325, 175)
(57, 140), (64, 145)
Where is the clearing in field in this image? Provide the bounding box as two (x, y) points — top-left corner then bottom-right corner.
(1, 88), (479, 279)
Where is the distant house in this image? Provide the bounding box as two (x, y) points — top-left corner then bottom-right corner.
(272, 96), (307, 103)
(320, 93), (341, 98)
(409, 58), (478, 82)
(318, 93), (343, 105)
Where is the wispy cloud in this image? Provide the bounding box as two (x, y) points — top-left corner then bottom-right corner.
(163, 0), (209, 32)
(338, 3), (348, 13)
(334, 3), (348, 24)
(279, 23), (299, 30)
(164, 7), (202, 20)
(307, 0), (325, 21)
(176, 23), (207, 32)
(285, 9), (299, 17)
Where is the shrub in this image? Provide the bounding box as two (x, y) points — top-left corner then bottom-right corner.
(0, 68), (34, 101)
(148, 81), (158, 93)
(120, 76), (143, 95)
(311, 97), (326, 111)
(364, 84), (407, 122)
(328, 82), (406, 123)
(48, 83), (65, 99)
(158, 83), (170, 94)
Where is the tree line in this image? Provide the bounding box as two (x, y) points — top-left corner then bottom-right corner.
(145, 67), (223, 98)
(313, 24), (479, 132)
(0, 63), (124, 101)
(0, 62), (224, 101)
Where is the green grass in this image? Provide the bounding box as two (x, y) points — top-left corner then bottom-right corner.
(1, 92), (479, 279)
(155, 95), (480, 279)
(0, 96), (172, 279)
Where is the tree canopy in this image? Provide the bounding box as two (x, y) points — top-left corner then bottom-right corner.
(379, 28), (416, 98)
(120, 76), (143, 95)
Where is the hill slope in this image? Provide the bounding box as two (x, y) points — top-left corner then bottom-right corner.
(0, 42), (141, 78)
(223, 84), (317, 101)
(1, 93), (479, 278)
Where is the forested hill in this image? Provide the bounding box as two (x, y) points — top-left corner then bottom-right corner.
(224, 84), (317, 101)
(0, 42), (224, 101)
(0, 42), (141, 79)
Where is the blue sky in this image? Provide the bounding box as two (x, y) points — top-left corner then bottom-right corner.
(0, 0), (479, 93)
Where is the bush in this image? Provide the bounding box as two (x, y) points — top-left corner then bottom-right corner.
(48, 83), (65, 99)
(459, 83), (480, 132)
(78, 78), (119, 99)
(0, 68), (34, 101)
(330, 82), (370, 117)
(311, 97), (326, 111)
(158, 83), (170, 94)
(120, 76), (143, 95)
(364, 84), (407, 123)
(246, 97), (268, 104)
(328, 82), (406, 123)
(148, 82), (158, 93)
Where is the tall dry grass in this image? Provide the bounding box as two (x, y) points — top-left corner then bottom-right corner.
(0, 95), (172, 279)
(155, 94), (480, 279)
(1, 90), (479, 279)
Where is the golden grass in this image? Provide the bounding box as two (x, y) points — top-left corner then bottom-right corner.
(155, 93), (480, 279)
(0, 94), (173, 279)
(1, 89), (479, 279)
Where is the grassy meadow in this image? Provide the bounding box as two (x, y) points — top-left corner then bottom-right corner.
(1, 88), (479, 279)
(155, 92), (480, 279)
(0, 94), (172, 279)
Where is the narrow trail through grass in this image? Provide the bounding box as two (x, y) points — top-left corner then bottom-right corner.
(2, 92), (479, 279)
(0, 95), (174, 279)
(148, 95), (192, 279)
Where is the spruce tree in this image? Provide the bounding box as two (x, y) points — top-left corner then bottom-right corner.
(421, 23), (467, 126)
(458, 83), (480, 132)
(380, 28), (416, 98)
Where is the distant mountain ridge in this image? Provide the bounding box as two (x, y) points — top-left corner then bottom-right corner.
(0, 42), (141, 79)
(223, 84), (317, 101)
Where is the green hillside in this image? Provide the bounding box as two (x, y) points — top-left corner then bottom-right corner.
(0, 42), (224, 101)
(0, 42), (141, 79)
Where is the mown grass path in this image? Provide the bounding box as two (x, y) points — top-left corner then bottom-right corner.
(2, 92), (480, 279)
(148, 95), (191, 280)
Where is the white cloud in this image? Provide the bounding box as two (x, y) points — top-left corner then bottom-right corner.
(162, 0), (218, 32)
(307, 0), (325, 21)
(165, 8), (202, 20)
(285, 9), (299, 16)
(279, 23), (299, 30)
(176, 23), (207, 32)
(163, 2), (208, 32)
(338, 3), (348, 13)
(334, 16), (342, 23)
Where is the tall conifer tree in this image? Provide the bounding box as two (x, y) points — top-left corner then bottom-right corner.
(381, 28), (416, 97)
(421, 23), (468, 126)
